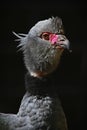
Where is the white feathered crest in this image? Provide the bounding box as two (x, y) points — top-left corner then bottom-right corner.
(13, 31), (28, 50)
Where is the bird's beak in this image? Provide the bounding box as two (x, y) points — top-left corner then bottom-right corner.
(56, 35), (70, 50)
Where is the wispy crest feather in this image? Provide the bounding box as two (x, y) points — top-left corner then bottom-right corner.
(13, 31), (28, 51)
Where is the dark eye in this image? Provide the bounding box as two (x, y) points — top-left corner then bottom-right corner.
(40, 32), (50, 40)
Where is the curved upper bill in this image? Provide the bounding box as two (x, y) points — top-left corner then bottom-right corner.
(56, 35), (70, 50)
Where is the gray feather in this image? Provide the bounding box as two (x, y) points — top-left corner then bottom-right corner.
(0, 17), (69, 130)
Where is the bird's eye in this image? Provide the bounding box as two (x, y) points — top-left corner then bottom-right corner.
(40, 32), (50, 40)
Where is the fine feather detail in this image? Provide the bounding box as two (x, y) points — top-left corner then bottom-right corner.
(13, 31), (27, 37)
(13, 31), (28, 51)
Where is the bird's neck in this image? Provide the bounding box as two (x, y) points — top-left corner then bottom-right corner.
(25, 72), (57, 97)
(17, 72), (60, 124)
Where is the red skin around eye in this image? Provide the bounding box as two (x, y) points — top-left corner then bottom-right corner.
(49, 34), (58, 44)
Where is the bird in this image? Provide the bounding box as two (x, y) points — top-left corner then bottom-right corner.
(0, 16), (70, 130)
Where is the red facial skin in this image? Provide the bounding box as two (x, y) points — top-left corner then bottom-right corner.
(49, 33), (59, 44)
(41, 32), (64, 49)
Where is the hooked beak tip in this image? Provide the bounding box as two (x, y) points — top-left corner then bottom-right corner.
(64, 39), (70, 50)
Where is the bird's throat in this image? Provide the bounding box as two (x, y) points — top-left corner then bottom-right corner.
(25, 73), (57, 96)
(30, 71), (48, 78)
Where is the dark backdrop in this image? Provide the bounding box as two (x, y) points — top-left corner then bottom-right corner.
(0, 1), (87, 130)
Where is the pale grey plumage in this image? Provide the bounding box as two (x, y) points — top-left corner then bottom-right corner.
(0, 17), (69, 130)
(14, 17), (69, 77)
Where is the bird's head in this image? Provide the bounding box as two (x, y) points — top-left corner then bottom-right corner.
(14, 17), (70, 78)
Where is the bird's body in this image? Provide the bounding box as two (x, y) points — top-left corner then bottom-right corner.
(0, 95), (66, 130)
(0, 17), (70, 130)
(0, 74), (67, 130)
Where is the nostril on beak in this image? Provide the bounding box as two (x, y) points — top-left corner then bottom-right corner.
(58, 35), (66, 41)
(60, 38), (65, 41)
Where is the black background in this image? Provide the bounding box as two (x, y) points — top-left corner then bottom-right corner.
(0, 0), (87, 130)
